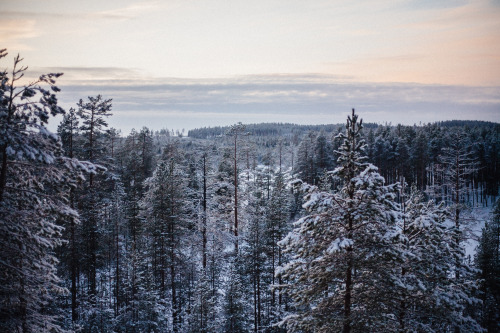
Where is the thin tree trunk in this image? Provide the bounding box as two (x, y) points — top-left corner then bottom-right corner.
(344, 254), (352, 333)
(0, 144), (7, 202)
(203, 154), (207, 269)
(234, 135), (239, 253)
(115, 209), (120, 316)
(253, 270), (257, 333)
(171, 243), (178, 332)
(257, 272), (261, 330)
(71, 217), (78, 322)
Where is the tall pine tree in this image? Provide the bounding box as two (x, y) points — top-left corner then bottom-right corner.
(278, 109), (403, 332)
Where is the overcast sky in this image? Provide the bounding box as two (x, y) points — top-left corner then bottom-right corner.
(1, 0), (499, 133)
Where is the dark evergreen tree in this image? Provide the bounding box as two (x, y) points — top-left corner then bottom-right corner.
(143, 142), (192, 332)
(476, 199), (500, 332)
(313, 130), (334, 184)
(242, 169), (268, 332)
(411, 130), (428, 190)
(265, 171), (291, 330)
(294, 131), (316, 184)
(226, 122), (249, 253)
(223, 256), (250, 333)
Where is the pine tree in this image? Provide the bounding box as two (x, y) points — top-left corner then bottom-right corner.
(266, 171), (291, 329)
(57, 107), (79, 159)
(411, 131), (428, 190)
(278, 109), (403, 333)
(242, 169), (268, 332)
(76, 95), (112, 302)
(143, 142), (191, 332)
(0, 50), (94, 332)
(438, 129), (478, 233)
(76, 94), (112, 185)
(314, 130), (334, 183)
(476, 199), (500, 332)
(56, 106), (81, 323)
(397, 185), (482, 332)
(226, 122), (249, 253)
(223, 255), (250, 333)
(295, 131), (316, 184)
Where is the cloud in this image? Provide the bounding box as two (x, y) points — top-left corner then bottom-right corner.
(42, 72), (499, 133)
(92, 1), (161, 21)
(0, 1), (162, 21)
(0, 19), (39, 50)
(408, 0), (500, 31)
(37, 66), (146, 81)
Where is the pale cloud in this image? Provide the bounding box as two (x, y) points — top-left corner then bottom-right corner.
(0, 11), (69, 19)
(92, 1), (161, 21)
(41, 72), (499, 134)
(0, 1), (162, 21)
(0, 19), (39, 50)
(410, 0), (500, 31)
(344, 29), (380, 37)
(41, 66), (146, 81)
(2, 0), (500, 98)
(0, 1), (163, 50)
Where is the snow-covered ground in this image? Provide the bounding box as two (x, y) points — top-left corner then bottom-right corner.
(463, 203), (495, 261)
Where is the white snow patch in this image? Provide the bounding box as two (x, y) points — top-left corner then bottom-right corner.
(327, 238), (353, 253)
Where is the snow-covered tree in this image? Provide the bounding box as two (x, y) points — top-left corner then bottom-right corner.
(57, 107), (79, 159)
(77, 95), (112, 177)
(278, 109), (403, 332)
(314, 130), (334, 182)
(222, 255), (251, 333)
(75, 95), (113, 302)
(143, 142), (193, 332)
(226, 122), (249, 253)
(265, 170), (291, 328)
(476, 199), (500, 331)
(0, 50), (94, 332)
(397, 185), (482, 332)
(295, 131), (316, 184)
(242, 169), (268, 332)
(438, 129), (479, 239)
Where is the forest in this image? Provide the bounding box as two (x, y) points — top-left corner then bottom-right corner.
(1, 51), (500, 333)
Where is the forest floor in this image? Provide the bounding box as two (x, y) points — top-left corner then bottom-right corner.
(463, 200), (497, 260)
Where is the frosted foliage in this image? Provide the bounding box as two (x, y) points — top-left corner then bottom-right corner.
(0, 50), (93, 332)
(278, 110), (405, 332)
(395, 186), (482, 332)
(277, 110), (482, 332)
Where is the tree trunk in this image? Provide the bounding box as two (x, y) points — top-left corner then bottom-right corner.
(115, 211), (120, 316)
(71, 218), (78, 322)
(0, 145), (7, 203)
(234, 135), (239, 253)
(203, 154), (207, 269)
(343, 254), (352, 333)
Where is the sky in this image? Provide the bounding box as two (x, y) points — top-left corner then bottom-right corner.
(1, 0), (499, 133)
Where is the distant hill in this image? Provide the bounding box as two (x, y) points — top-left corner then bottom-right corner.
(187, 120), (497, 139)
(187, 122), (379, 139)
